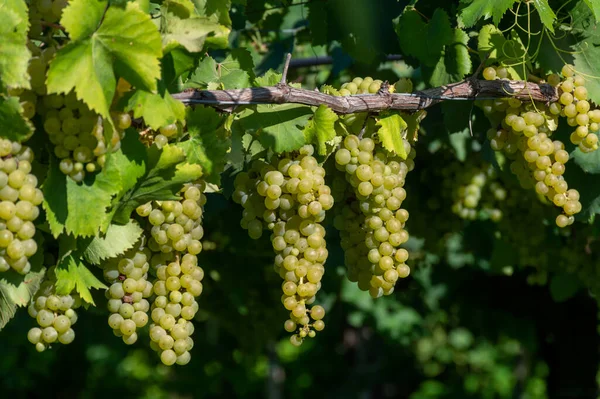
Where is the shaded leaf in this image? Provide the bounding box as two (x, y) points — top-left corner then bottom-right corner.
(0, 0), (31, 90)
(0, 95), (33, 141)
(459, 0), (517, 27)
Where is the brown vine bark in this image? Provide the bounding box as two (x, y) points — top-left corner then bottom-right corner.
(172, 80), (558, 114)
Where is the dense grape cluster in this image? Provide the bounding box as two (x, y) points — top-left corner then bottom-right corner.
(448, 162), (506, 222)
(136, 181), (207, 365)
(481, 64), (584, 227)
(0, 139), (42, 274)
(136, 182), (206, 256)
(333, 135), (415, 298)
(27, 0), (68, 39)
(27, 276), (80, 352)
(232, 145), (332, 345)
(148, 252), (203, 366)
(101, 240), (153, 345)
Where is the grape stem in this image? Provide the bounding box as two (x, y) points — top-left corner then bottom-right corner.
(173, 79), (558, 114)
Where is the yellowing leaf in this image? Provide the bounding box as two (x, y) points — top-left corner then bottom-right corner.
(303, 105), (338, 155)
(376, 113), (408, 159)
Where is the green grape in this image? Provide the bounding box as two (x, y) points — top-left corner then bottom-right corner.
(28, 276), (81, 350)
(0, 140), (42, 274)
(100, 239), (152, 345)
(232, 145), (333, 343)
(333, 134), (414, 297)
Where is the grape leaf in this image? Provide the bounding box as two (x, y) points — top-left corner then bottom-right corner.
(572, 148), (600, 174)
(0, 0), (31, 90)
(532, 0), (557, 33)
(43, 134), (147, 237)
(162, 13), (224, 53)
(307, 0), (328, 46)
(113, 144), (203, 223)
(192, 0), (232, 48)
(0, 96), (33, 141)
(303, 105), (338, 156)
(549, 273), (582, 302)
(573, 43), (600, 104)
(239, 104), (312, 153)
(427, 29), (472, 87)
(186, 52), (253, 89)
(122, 84), (185, 130)
(459, 0), (517, 27)
(394, 8), (453, 67)
(478, 25), (507, 64)
(80, 220), (143, 265)
(584, 0), (600, 21)
(47, 0), (162, 121)
(376, 113), (408, 159)
(164, 0), (195, 17)
(55, 255), (107, 305)
(178, 107), (231, 184)
(0, 269), (45, 330)
(254, 70), (283, 86)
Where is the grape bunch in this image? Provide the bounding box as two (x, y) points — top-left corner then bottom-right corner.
(0, 139), (43, 274)
(27, 275), (81, 352)
(136, 182), (206, 256)
(148, 252), (203, 366)
(333, 135), (415, 298)
(101, 240), (153, 345)
(448, 162), (506, 222)
(232, 145), (333, 345)
(338, 76), (386, 96)
(135, 181), (207, 365)
(38, 91), (131, 182)
(28, 0), (69, 39)
(481, 64), (584, 227)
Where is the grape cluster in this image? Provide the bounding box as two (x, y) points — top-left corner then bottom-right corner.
(232, 145), (332, 345)
(148, 252), (203, 366)
(448, 162), (506, 222)
(101, 240), (153, 345)
(27, 277), (80, 352)
(28, 0), (68, 39)
(338, 77), (385, 96)
(333, 135), (415, 298)
(38, 91), (130, 182)
(0, 139), (43, 274)
(136, 182), (206, 256)
(136, 181), (207, 365)
(548, 65), (599, 153)
(481, 65), (583, 227)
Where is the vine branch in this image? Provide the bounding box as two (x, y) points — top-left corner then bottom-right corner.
(173, 80), (558, 114)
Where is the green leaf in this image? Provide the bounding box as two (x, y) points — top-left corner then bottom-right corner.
(0, 269), (45, 330)
(376, 113), (408, 159)
(584, 0), (600, 21)
(162, 13), (224, 53)
(0, 0), (31, 90)
(122, 85), (185, 130)
(239, 104), (312, 153)
(43, 134), (146, 237)
(549, 273), (581, 302)
(478, 25), (507, 64)
(192, 0), (232, 47)
(459, 0), (517, 27)
(303, 105), (338, 155)
(186, 52), (253, 89)
(0, 96), (33, 141)
(47, 0), (162, 120)
(178, 107), (230, 184)
(394, 8), (453, 67)
(113, 144), (203, 223)
(55, 255), (107, 305)
(572, 148), (600, 174)
(81, 220), (143, 265)
(427, 29), (472, 87)
(532, 0), (556, 33)
(307, 1), (328, 45)
(254, 70), (282, 86)
(573, 43), (600, 105)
